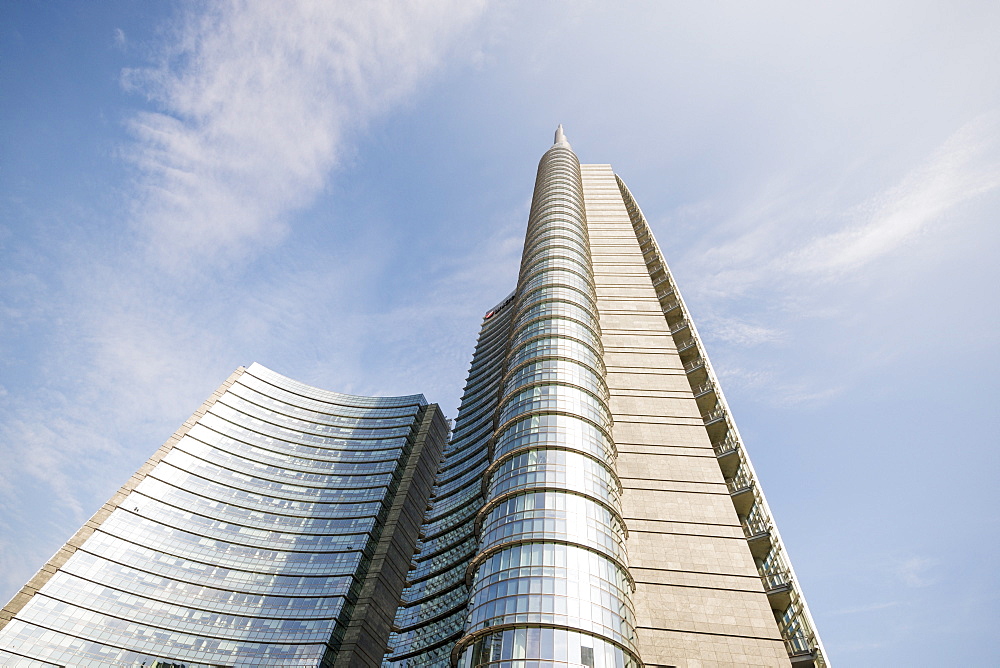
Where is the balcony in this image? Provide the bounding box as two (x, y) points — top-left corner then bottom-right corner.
(713, 436), (738, 456)
(763, 570), (793, 610)
(676, 337), (698, 353)
(726, 472), (755, 516)
(692, 379), (717, 415)
(763, 568), (791, 590)
(693, 381), (715, 398)
(702, 407), (727, 426)
(742, 517), (773, 557)
(786, 640), (824, 668)
(712, 438), (739, 473)
(683, 357), (705, 373)
(655, 286), (676, 301)
(669, 319), (690, 334)
(726, 473), (753, 495)
(660, 297), (681, 312)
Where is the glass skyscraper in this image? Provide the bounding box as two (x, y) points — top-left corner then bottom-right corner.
(0, 129), (827, 667)
(0, 364), (448, 667)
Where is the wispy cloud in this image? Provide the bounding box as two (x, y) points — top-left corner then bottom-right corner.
(691, 110), (1000, 299)
(895, 556), (938, 588)
(712, 363), (845, 407)
(679, 111), (1000, 407)
(784, 112), (1000, 279)
(0, 0), (489, 603)
(831, 600), (901, 616)
(120, 0), (486, 269)
(703, 316), (783, 346)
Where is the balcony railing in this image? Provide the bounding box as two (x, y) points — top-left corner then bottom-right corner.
(762, 568), (791, 591)
(742, 515), (771, 539)
(669, 319), (690, 334)
(676, 337), (698, 353)
(726, 473), (753, 495)
(655, 286), (676, 300)
(783, 633), (816, 656)
(693, 381), (714, 397)
(660, 298), (680, 312)
(712, 437), (739, 457)
(683, 357), (705, 373)
(702, 407), (727, 425)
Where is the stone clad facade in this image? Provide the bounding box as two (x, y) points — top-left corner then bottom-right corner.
(583, 164), (797, 666)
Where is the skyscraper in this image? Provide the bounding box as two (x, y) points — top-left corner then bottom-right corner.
(0, 128), (826, 667)
(385, 127), (826, 668)
(0, 364), (448, 667)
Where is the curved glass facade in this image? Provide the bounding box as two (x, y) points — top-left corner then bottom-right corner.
(384, 294), (517, 668)
(0, 363), (445, 668)
(454, 132), (640, 668)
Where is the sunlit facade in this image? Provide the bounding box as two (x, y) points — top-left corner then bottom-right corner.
(385, 128), (640, 668)
(0, 363), (447, 667)
(386, 128), (827, 667)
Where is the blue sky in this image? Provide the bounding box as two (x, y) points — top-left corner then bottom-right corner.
(2, 1), (999, 664)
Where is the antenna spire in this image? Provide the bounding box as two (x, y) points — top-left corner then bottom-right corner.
(553, 124), (571, 149)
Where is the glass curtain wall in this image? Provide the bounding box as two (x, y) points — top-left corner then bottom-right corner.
(0, 364), (431, 668)
(454, 130), (641, 668)
(384, 295), (517, 667)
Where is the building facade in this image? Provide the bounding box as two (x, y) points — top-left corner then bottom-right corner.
(1, 129), (826, 668)
(385, 128), (826, 668)
(0, 363), (448, 667)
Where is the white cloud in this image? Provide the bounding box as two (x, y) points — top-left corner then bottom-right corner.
(711, 364), (775, 393)
(831, 600), (901, 616)
(689, 111), (1000, 301)
(772, 383), (846, 407)
(674, 111), (1000, 407)
(120, 0), (487, 269)
(785, 112), (1000, 279)
(704, 316), (783, 346)
(896, 556), (938, 588)
(711, 362), (844, 407)
(0, 0), (491, 604)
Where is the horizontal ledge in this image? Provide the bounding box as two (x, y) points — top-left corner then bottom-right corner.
(620, 485), (730, 497)
(619, 476), (726, 486)
(633, 625), (785, 644)
(628, 528), (748, 540)
(616, 450), (717, 459)
(631, 579), (768, 595)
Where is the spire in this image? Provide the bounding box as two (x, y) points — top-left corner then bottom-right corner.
(553, 124), (572, 149)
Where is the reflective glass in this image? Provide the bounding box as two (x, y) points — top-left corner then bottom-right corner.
(503, 358), (607, 401)
(0, 364), (430, 666)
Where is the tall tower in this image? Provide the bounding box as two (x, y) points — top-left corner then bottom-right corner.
(387, 128), (827, 668)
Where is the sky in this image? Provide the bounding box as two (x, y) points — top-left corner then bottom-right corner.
(2, 1), (999, 664)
